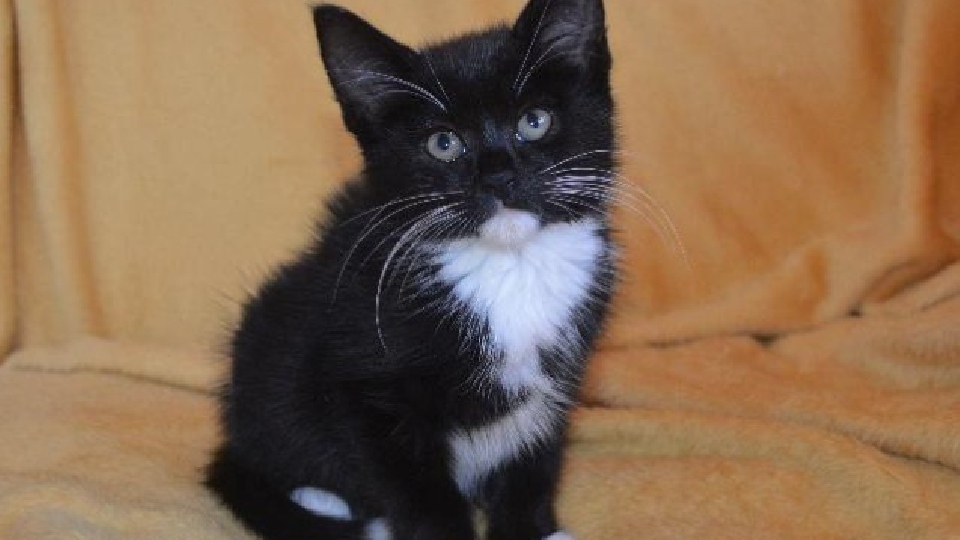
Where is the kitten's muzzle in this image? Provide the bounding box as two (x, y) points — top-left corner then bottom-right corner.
(479, 206), (541, 248)
(478, 171), (516, 192)
(476, 171), (534, 212)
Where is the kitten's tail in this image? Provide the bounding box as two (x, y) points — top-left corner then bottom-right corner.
(205, 447), (380, 540)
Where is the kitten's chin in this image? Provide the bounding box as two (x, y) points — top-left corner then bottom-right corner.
(478, 208), (540, 249)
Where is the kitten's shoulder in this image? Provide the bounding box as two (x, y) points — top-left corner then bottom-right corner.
(315, 175), (374, 236)
(233, 175), (377, 349)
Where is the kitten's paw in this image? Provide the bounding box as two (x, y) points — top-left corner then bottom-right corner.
(289, 487), (352, 520)
(364, 518), (393, 540)
(543, 532), (575, 540)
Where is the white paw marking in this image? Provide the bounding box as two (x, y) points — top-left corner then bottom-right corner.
(365, 518), (393, 540)
(545, 532), (575, 540)
(289, 487), (352, 520)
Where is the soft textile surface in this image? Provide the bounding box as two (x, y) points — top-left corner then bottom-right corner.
(2, 0), (960, 538)
(0, 0), (14, 355)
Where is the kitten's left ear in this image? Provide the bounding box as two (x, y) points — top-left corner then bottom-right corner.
(312, 4), (421, 136)
(512, 0), (610, 75)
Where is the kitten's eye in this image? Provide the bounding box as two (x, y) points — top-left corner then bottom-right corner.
(426, 131), (465, 162)
(517, 108), (553, 142)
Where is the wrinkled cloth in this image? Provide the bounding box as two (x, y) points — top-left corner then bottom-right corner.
(1, 0), (959, 538)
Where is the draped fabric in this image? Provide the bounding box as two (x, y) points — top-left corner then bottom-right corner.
(1, 1), (959, 538)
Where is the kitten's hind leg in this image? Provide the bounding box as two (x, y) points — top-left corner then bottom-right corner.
(206, 447), (377, 540)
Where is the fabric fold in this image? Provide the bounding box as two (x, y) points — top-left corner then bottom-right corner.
(2, 1), (960, 538)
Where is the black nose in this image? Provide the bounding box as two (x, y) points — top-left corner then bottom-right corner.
(479, 171), (515, 190)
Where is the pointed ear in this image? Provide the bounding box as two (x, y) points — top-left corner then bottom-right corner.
(312, 4), (420, 134)
(512, 0), (610, 76)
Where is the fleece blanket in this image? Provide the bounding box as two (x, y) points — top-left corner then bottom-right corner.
(2, 0), (960, 538)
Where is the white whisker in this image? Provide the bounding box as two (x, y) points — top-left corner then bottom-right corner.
(549, 166), (617, 177)
(391, 207), (462, 290)
(332, 194), (450, 303)
(375, 203), (460, 352)
(549, 194), (608, 217)
(423, 54), (451, 105)
(333, 69), (447, 111)
(546, 199), (580, 221)
(513, 0), (555, 94)
(546, 172), (690, 267)
(538, 149), (615, 174)
(516, 40), (566, 95)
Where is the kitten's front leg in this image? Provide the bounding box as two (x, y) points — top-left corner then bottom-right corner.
(483, 444), (572, 540)
(386, 467), (477, 540)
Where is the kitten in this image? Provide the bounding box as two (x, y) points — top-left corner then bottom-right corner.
(206, 1), (618, 539)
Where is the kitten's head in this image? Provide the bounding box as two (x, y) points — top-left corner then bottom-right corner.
(313, 0), (614, 249)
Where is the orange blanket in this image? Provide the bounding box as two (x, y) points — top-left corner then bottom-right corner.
(1, 0), (959, 538)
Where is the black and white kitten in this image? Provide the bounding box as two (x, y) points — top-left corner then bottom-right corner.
(206, 1), (617, 539)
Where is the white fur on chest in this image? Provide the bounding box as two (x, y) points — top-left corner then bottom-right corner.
(435, 218), (603, 494)
(435, 218), (603, 392)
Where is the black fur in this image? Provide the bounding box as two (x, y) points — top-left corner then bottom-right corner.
(206, 1), (617, 538)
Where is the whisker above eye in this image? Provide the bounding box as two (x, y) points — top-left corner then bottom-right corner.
(422, 54), (452, 105)
(516, 40), (566, 96)
(513, 0), (555, 94)
(332, 69), (448, 111)
(375, 89), (448, 106)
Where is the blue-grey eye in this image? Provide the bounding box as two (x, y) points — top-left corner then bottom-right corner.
(517, 108), (553, 141)
(426, 130), (465, 162)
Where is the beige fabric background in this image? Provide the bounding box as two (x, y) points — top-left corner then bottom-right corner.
(1, 0), (959, 538)
(1, 0), (14, 355)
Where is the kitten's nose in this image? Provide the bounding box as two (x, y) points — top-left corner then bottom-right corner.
(479, 171), (515, 190)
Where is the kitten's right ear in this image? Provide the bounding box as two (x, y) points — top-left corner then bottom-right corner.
(312, 4), (417, 134)
(512, 0), (610, 77)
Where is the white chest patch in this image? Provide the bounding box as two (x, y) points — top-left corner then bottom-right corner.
(434, 217), (604, 494)
(435, 217), (603, 392)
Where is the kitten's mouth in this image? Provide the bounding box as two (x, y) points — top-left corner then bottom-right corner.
(478, 207), (540, 249)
